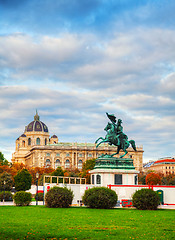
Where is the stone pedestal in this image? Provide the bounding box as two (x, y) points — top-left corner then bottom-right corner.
(89, 156), (139, 187)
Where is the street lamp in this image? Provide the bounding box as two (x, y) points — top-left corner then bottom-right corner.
(36, 172), (39, 206)
(3, 180), (6, 204)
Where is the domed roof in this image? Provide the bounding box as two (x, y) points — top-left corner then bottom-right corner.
(21, 134), (27, 137)
(51, 135), (58, 138)
(25, 111), (49, 133)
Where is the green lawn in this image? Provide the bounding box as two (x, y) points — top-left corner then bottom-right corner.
(0, 206), (174, 240)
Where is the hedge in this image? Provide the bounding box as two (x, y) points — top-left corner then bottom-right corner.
(45, 187), (74, 208)
(82, 187), (118, 209)
(132, 188), (160, 210)
(13, 191), (32, 206)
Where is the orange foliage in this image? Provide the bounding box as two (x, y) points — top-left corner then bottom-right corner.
(10, 163), (25, 177)
(0, 163), (25, 179)
(0, 165), (11, 174)
(27, 167), (55, 184)
(146, 172), (161, 185)
(64, 171), (69, 177)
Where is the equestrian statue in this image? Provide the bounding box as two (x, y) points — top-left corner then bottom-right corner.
(95, 113), (137, 158)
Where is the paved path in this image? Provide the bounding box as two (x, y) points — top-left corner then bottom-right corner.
(158, 204), (175, 210)
(0, 201), (44, 206)
(0, 201), (175, 209)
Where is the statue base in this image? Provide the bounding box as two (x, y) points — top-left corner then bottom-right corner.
(89, 156), (139, 187)
(94, 156), (135, 170)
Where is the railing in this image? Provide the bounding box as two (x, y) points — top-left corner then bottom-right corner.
(43, 175), (86, 185)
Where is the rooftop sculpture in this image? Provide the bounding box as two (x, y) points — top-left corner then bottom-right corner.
(95, 113), (137, 158)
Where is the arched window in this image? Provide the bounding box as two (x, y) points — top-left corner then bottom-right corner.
(45, 159), (51, 168)
(36, 137), (40, 145)
(65, 159), (70, 169)
(45, 138), (47, 145)
(55, 159), (61, 169)
(22, 141), (25, 147)
(96, 175), (101, 184)
(92, 175), (94, 184)
(28, 138), (31, 146)
(78, 160), (83, 170)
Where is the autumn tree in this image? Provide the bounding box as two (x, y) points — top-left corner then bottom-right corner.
(51, 167), (64, 177)
(0, 165), (10, 174)
(10, 163), (25, 179)
(64, 168), (80, 177)
(161, 174), (175, 185)
(146, 172), (161, 185)
(82, 159), (95, 171)
(138, 173), (146, 185)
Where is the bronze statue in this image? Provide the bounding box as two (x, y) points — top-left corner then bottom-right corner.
(95, 113), (137, 158)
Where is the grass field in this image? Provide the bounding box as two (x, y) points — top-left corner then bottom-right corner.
(0, 206), (175, 240)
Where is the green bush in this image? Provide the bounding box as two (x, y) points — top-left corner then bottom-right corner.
(82, 187), (118, 209)
(132, 188), (160, 210)
(0, 191), (13, 201)
(45, 187), (74, 208)
(13, 191), (32, 206)
(35, 192), (43, 201)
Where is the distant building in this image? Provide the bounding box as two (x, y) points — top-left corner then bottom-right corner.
(12, 112), (144, 171)
(144, 157), (175, 175)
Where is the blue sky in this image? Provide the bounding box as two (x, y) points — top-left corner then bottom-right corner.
(0, 0), (175, 162)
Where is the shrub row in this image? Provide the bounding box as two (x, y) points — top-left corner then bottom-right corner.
(10, 186), (160, 210)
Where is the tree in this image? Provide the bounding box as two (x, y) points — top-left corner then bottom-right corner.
(10, 163), (25, 179)
(51, 167), (64, 177)
(161, 174), (175, 185)
(0, 172), (14, 191)
(169, 176), (175, 185)
(146, 172), (161, 185)
(79, 170), (91, 184)
(14, 169), (32, 191)
(80, 159), (96, 184)
(138, 173), (146, 185)
(0, 152), (8, 166)
(161, 176), (169, 185)
(82, 159), (95, 171)
(0, 165), (10, 174)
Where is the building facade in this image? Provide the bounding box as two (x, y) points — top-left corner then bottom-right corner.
(144, 158), (175, 175)
(12, 112), (144, 172)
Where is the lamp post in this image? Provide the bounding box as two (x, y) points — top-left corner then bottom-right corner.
(3, 180), (6, 204)
(36, 172), (39, 206)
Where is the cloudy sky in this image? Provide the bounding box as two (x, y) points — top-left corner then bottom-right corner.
(0, 0), (175, 162)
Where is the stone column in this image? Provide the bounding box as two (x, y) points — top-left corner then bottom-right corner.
(75, 151), (78, 168)
(72, 148), (75, 169)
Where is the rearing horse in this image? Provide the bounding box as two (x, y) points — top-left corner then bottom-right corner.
(95, 122), (137, 158)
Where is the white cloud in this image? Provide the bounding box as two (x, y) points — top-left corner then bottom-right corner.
(1, 27), (175, 162)
(160, 72), (175, 93)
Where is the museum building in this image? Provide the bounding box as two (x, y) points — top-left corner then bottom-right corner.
(11, 112), (144, 172)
